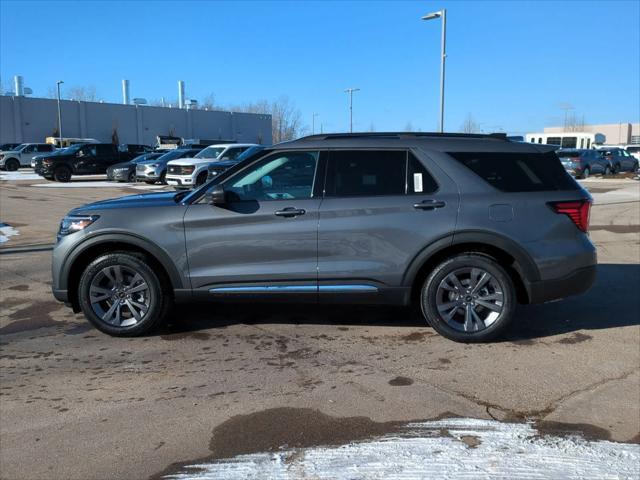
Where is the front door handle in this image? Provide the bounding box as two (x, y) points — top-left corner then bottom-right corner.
(414, 199), (446, 210)
(274, 207), (306, 218)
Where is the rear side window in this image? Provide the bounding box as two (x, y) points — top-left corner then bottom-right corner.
(448, 151), (578, 192)
(326, 150), (406, 197)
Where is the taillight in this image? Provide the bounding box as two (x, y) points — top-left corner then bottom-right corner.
(550, 200), (591, 233)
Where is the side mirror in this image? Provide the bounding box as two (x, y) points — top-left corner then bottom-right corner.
(206, 185), (226, 205)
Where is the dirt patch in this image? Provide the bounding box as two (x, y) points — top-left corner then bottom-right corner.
(590, 225), (640, 234)
(535, 420), (611, 442)
(388, 376), (414, 386)
(459, 435), (481, 448)
(399, 331), (432, 342)
(556, 332), (592, 344)
(160, 331), (211, 341)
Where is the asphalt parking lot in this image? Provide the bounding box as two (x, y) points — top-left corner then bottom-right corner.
(1, 171), (639, 479)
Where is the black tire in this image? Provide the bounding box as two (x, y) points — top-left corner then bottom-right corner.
(5, 159), (19, 171)
(580, 167), (590, 179)
(420, 253), (516, 343)
(78, 252), (172, 337)
(128, 171), (136, 183)
(53, 165), (72, 182)
(159, 170), (167, 185)
(195, 171), (207, 187)
(613, 163), (621, 174)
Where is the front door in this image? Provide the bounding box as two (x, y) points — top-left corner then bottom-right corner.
(317, 149), (459, 301)
(184, 150), (326, 295)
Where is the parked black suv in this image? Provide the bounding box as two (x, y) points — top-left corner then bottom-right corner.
(51, 133), (596, 342)
(34, 143), (135, 182)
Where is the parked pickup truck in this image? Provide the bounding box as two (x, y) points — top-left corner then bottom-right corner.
(34, 143), (135, 182)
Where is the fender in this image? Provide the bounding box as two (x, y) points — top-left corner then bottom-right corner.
(59, 232), (187, 290)
(402, 230), (540, 287)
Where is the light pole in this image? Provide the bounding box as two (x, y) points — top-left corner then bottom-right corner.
(422, 9), (446, 133)
(312, 113), (319, 134)
(344, 88), (360, 133)
(56, 80), (64, 144)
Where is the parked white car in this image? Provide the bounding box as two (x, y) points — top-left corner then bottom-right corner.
(165, 143), (258, 189)
(0, 143), (56, 171)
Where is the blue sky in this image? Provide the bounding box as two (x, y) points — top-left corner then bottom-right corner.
(1, 0), (639, 135)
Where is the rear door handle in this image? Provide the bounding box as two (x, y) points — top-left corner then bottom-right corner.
(274, 207), (306, 218)
(414, 199), (446, 210)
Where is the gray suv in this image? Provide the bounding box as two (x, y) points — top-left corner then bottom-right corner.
(51, 133), (596, 342)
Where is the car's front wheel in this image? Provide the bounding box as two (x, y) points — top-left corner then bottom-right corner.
(5, 159), (19, 171)
(53, 165), (72, 182)
(420, 254), (516, 342)
(580, 167), (590, 179)
(78, 252), (172, 336)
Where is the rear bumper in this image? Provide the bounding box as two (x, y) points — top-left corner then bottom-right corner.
(526, 265), (597, 304)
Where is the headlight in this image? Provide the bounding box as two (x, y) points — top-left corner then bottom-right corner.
(58, 215), (99, 238)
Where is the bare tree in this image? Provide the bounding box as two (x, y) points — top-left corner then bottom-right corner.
(233, 96), (304, 143)
(404, 121), (414, 132)
(460, 113), (480, 133)
(66, 85), (99, 102)
(201, 93), (217, 110)
(565, 112), (586, 132)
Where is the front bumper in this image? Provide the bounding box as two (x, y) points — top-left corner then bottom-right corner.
(136, 166), (162, 180)
(165, 175), (193, 188)
(107, 169), (129, 181)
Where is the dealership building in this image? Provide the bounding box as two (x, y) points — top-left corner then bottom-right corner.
(0, 95), (272, 146)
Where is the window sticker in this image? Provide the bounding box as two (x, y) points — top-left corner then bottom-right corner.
(413, 173), (423, 192)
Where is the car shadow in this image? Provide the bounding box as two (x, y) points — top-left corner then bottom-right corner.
(158, 263), (640, 341)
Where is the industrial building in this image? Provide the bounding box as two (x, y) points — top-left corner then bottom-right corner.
(0, 77), (272, 146)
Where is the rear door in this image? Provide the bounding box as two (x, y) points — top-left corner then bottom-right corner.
(317, 149), (459, 300)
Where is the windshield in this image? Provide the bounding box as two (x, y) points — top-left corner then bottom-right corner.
(132, 152), (161, 163)
(156, 149), (192, 162)
(61, 144), (84, 154)
(195, 146), (226, 159)
(236, 146), (265, 161)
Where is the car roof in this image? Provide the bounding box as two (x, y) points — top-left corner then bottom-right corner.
(270, 132), (554, 154)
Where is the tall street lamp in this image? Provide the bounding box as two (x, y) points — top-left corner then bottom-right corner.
(312, 113), (319, 135)
(344, 88), (360, 133)
(56, 80), (64, 144)
(422, 9), (447, 133)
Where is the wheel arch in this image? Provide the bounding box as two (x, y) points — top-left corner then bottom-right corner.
(403, 231), (539, 305)
(62, 233), (184, 311)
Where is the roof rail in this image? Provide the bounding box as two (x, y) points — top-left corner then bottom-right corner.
(298, 132), (508, 141)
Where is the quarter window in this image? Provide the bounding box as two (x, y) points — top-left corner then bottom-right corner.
(407, 152), (438, 194)
(226, 151), (319, 201)
(326, 150), (406, 197)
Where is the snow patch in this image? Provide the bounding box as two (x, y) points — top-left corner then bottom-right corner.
(0, 171), (42, 181)
(164, 418), (640, 480)
(0, 223), (19, 243)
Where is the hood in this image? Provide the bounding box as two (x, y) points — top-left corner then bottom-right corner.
(71, 191), (182, 213)
(108, 161), (133, 170)
(167, 158), (204, 166)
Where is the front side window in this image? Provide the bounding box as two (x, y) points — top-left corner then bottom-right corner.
(326, 150), (406, 197)
(225, 151), (319, 201)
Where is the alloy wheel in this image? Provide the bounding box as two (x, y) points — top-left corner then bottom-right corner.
(88, 264), (150, 327)
(435, 267), (505, 333)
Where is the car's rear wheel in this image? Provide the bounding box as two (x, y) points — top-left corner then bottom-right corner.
(53, 165), (72, 182)
(5, 159), (19, 171)
(420, 254), (516, 342)
(78, 252), (171, 336)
